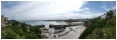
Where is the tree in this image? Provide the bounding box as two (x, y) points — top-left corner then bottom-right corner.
(106, 10), (114, 19)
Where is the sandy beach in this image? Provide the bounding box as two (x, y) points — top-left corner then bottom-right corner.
(42, 25), (86, 39)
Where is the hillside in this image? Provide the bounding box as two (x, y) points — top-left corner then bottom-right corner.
(1, 21), (47, 39)
(79, 9), (116, 39)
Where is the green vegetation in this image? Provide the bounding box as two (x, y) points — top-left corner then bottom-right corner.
(1, 20), (47, 39)
(79, 9), (116, 39)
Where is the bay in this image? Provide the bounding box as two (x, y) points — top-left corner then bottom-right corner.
(19, 21), (68, 28)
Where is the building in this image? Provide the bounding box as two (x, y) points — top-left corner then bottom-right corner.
(1, 15), (9, 27)
(4, 17), (8, 24)
(4, 17), (8, 22)
(21, 23), (31, 32)
(40, 28), (49, 33)
(21, 23), (28, 29)
(1, 15), (4, 24)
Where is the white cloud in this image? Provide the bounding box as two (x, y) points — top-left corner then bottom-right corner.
(83, 7), (90, 10)
(101, 5), (111, 11)
(101, 1), (116, 11)
(2, 1), (103, 20)
(101, 5), (116, 11)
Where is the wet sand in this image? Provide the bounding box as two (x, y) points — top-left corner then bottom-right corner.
(42, 25), (86, 39)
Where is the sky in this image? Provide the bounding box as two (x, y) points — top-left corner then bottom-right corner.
(1, 1), (116, 20)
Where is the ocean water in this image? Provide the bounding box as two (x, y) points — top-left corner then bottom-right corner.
(19, 21), (68, 28)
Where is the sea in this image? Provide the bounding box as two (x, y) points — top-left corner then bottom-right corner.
(19, 21), (68, 28)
